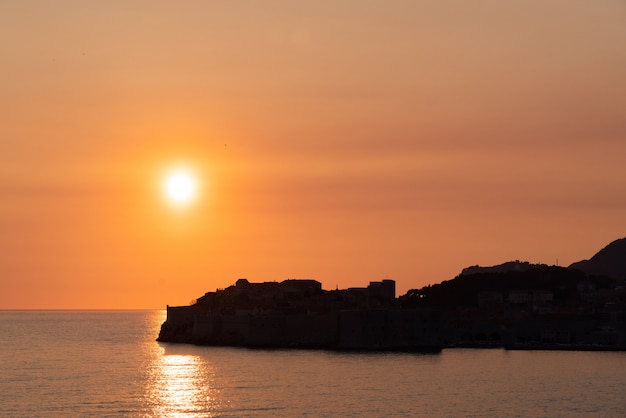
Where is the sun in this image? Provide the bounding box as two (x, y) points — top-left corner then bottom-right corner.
(162, 168), (198, 207)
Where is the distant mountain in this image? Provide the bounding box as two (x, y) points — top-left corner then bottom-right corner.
(460, 260), (541, 276)
(457, 237), (626, 281)
(568, 237), (626, 280)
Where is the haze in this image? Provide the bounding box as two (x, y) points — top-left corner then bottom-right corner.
(1, 1), (625, 309)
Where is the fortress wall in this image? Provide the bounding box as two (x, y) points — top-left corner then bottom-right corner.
(167, 306), (441, 349)
(213, 316), (251, 345)
(190, 312), (339, 347)
(337, 309), (441, 349)
(283, 313), (338, 347)
(166, 305), (196, 324)
(191, 314), (215, 342)
(337, 310), (365, 349)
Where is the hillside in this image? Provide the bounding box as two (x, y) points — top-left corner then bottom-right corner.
(568, 237), (626, 280)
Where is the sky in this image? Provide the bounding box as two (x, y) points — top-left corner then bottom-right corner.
(1, 1), (625, 309)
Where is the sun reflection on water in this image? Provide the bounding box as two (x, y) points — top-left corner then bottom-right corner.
(147, 345), (222, 417)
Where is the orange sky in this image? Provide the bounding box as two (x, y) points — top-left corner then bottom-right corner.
(1, 1), (625, 309)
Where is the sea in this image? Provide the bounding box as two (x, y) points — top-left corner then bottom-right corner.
(1, 311), (625, 417)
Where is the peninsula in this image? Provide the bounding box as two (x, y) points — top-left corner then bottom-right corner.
(158, 237), (626, 351)
(158, 278), (442, 351)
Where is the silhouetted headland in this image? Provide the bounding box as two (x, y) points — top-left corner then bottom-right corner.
(158, 279), (442, 351)
(158, 237), (626, 351)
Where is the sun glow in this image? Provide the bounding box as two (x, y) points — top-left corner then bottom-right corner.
(162, 167), (198, 207)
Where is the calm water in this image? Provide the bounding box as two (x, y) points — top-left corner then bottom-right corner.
(1, 311), (625, 417)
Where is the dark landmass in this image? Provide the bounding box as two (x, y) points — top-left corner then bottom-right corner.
(158, 237), (626, 351)
(568, 237), (626, 280)
(158, 279), (442, 351)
